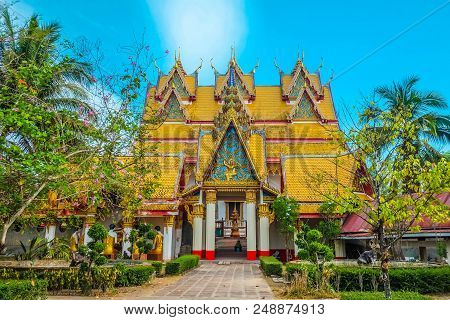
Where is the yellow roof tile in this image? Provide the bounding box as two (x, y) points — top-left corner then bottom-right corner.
(283, 155), (358, 202)
(196, 133), (214, 178)
(249, 133), (266, 178)
(266, 142), (343, 157)
(150, 156), (183, 199)
(318, 86), (337, 120)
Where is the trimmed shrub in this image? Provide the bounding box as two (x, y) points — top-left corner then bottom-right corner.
(285, 262), (318, 285)
(0, 279), (48, 300)
(115, 265), (155, 287)
(165, 255), (199, 275)
(340, 291), (430, 300)
(285, 264), (450, 294)
(150, 261), (164, 276)
(260, 256), (282, 276)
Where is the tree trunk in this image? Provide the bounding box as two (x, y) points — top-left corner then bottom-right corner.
(0, 182), (47, 252)
(381, 257), (391, 299)
(377, 221), (392, 300)
(285, 235), (289, 263)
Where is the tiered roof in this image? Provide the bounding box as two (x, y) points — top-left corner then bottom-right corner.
(141, 53), (364, 213)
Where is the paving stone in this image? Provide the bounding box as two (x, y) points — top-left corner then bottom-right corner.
(151, 263), (273, 300)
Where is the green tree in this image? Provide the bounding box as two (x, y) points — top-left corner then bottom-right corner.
(319, 79), (450, 299)
(0, 9), (159, 251)
(296, 226), (334, 290)
(128, 223), (156, 259)
(272, 195), (299, 262)
(362, 76), (449, 163)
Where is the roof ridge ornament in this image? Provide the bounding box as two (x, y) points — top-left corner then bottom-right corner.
(274, 58), (283, 74)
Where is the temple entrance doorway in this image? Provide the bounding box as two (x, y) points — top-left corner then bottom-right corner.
(215, 201), (247, 259)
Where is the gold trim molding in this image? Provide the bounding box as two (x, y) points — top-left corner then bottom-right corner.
(205, 190), (217, 204)
(258, 203), (275, 224)
(245, 190), (257, 203)
(164, 216), (175, 227)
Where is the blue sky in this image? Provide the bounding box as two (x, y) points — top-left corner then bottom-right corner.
(9, 0), (450, 128)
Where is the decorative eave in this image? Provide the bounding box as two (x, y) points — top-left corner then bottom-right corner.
(287, 87), (326, 122)
(156, 87), (189, 121)
(155, 58), (196, 101)
(282, 58), (323, 101)
(214, 58), (255, 100)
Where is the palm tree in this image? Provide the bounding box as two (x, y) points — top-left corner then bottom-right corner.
(0, 8), (94, 151)
(364, 76), (449, 162)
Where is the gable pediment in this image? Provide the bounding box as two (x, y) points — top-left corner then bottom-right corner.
(204, 123), (258, 183)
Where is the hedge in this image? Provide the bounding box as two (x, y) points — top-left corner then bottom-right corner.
(0, 279), (48, 300)
(115, 265), (155, 287)
(150, 261), (164, 276)
(285, 264), (450, 294)
(0, 264), (156, 292)
(340, 291), (430, 300)
(260, 256), (282, 276)
(165, 255), (199, 275)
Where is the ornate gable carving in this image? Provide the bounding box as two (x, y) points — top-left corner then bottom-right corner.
(214, 58), (255, 100)
(213, 86), (252, 140)
(289, 92), (317, 120)
(158, 90), (187, 121)
(283, 58), (322, 101)
(204, 124), (257, 183)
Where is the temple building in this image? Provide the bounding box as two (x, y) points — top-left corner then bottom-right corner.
(134, 52), (364, 261)
(6, 53), (448, 263)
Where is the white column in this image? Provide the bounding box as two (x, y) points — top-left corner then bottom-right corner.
(258, 203), (270, 257)
(44, 224), (56, 244)
(192, 203), (204, 258)
(163, 216), (174, 261)
(294, 229), (299, 258)
(334, 239), (346, 259)
(205, 190), (216, 260)
(174, 219), (182, 258)
(246, 190), (257, 260)
(122, 218), (133, 257)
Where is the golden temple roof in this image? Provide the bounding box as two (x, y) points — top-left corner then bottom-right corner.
(283, 154), (360, 202)
(140, 55), (364, 205)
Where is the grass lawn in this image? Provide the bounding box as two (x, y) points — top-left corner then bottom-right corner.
(339, 291), (430, 300)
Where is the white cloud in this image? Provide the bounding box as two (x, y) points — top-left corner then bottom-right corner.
(148, 0), (247, 84)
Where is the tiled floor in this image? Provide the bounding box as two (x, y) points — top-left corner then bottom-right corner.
(151, 262), (273, 300)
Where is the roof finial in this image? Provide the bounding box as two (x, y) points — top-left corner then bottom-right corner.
(210, 58), (218, 75)
(153, 58), (161, 75)
(326, 69), (335, 86)
(274, 58), (282, 74)
(177, 47), (181, 61)
(251, 59), (260, 74)
(316, 57), (324, 73)
(194, 58), (203, 74)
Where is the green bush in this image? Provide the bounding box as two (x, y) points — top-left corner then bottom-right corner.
(0, 279), (48, 300)
(260, 256), (282, 276)
(285, 262), (318, 285)
(115, 265), (155, 287)
(0, 264), (156, 292)
(166, 255), (199, 275)
(150, 261), (164, 276)
(340, 291), (430, 300)
(285, 264), (450, 294)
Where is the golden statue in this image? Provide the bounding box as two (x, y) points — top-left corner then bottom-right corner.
(69, 230), (81, 252)
(103, 224), (118, 257)
(223, 158), (237, 181)
(230, 206), (241, 238)
(149, 226), (163, 261)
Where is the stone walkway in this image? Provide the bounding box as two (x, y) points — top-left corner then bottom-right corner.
(149, 262), (273, 300)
